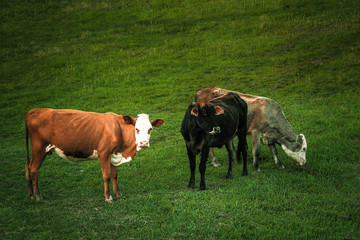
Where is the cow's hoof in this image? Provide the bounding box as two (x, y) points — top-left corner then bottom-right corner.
(34, 194), (43, 201)
(213, 162), (221, 167)
(211, 158), (221, 167)
(105, 195), (113, 203)
(115, 192), (123, 198)
(117, 194), (126, 199)
(225, 174), (233, 179)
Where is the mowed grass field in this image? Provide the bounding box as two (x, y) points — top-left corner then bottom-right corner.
(1, 0), (359, 239)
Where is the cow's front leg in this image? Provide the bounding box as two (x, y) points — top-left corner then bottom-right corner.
(111, 164), (122, 198)
(186, 144), (196, 189)
(251, 132), (261, 171)
(99, 153), (113, 203)
(225, 140), (236, 179)
(199, 146), (209, 190)
(209, 148), (221, 167)
(238, 134), (248, 176)
(268, 144), (284, 169)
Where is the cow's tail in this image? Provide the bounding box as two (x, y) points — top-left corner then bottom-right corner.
(25, 117), (30, 181)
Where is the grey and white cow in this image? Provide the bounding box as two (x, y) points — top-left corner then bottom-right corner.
(196, 87), (307, 170)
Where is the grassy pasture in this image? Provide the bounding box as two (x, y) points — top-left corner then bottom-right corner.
(1, 0), (359, 239)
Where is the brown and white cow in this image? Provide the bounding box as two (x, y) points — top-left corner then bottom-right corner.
(25, 108), (164, 202)
(196, 87), (307, 170)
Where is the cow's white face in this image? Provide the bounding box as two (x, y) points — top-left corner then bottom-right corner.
(281, 134), (307, 166)
(135, 114), (154, 151)
(123, 114), (164, 151)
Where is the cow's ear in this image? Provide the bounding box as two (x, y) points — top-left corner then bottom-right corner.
(151, 119), (164, 127)
(123, 116), (136, 125)
(191, 107), (199, 116)
(215, 106), (224, 115)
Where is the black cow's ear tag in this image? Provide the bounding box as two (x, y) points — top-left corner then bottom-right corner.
(191, 107), (199, 116)
(215, 106), (224, 115)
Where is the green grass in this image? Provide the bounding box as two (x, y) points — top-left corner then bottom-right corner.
(1, 0), (359, 239)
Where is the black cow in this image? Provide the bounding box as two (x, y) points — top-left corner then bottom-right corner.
(180, 91), (248, 190)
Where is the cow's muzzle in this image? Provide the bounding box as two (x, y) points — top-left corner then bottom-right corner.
(139, 141), (149, 148)
(209, 127), (221, 135)
(297, 161), (306, 167)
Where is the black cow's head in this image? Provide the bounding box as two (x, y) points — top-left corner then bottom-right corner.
(190, 102), (224, 136)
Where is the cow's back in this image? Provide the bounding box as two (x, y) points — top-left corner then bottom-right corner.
(25, 109), (121, 158)
(52, 110), (107, 152)
(197, 87), (284, 134)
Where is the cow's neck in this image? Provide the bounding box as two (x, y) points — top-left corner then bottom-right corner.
(109, 116), (138, 166)
(274, 116), (298, 147)
(120, 143), (138, 158)
(111, 137), (138, 166)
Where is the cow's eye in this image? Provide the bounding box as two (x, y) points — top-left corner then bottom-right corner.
(136, 128), (140, 134)
(148, 128), (152, 134)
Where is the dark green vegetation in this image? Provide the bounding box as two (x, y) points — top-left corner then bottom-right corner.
(1, 0), (359, 239)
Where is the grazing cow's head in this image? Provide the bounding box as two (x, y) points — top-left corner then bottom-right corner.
(190, 103), (224, 136)
(281, 134), (307, 166)
(123, 114), (164, 151)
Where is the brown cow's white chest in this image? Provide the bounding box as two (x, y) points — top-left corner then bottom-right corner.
(45, 144), (133, 166)
(110, 152), (133, 166)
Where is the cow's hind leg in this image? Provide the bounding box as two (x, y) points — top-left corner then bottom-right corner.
(268, 144), (284, 169)
(99, 153), (113, 203)
(110, 164), (122, 198)
(225, 140), (236, 179)
(27, 143), (47, 201)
